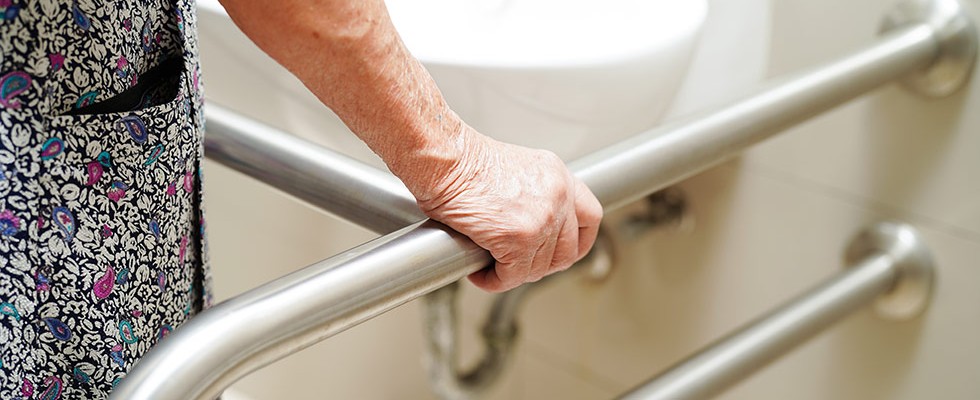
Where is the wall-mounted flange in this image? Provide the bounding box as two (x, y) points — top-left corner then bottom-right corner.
(844, 222), (935, 320)
(578, 229), (615, 283)
(621, 187), (691, 238)
(881, 0), (977, 97)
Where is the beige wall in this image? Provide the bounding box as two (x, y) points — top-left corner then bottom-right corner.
(200, 0), (980, 398)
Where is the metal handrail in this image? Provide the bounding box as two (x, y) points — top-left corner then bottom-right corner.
(112, 11), (972, 399)
(619, 222), (936, 399)
(201, 105), (423, 234)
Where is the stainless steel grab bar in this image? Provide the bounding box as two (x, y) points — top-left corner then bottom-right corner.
(201, 105), (423, 234)
(619, 222), (936, 400)
(112, 0), (975, 397)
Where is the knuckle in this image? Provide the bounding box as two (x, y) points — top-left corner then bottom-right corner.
(578, 201), (603, 226)
(512, 219), (544, 241)
(552, 251), (577, 271)
(551, 180), (570, 201)
(541, 150), (564, 166)
(585, 207), (603, 225)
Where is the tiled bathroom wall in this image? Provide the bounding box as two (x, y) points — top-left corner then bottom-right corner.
(201, 0), (980, 398)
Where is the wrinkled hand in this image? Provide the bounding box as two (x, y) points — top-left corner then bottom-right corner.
(415, 129), (603, 292)
(223, 0), (602, 291)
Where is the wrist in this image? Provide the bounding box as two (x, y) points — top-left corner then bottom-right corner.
(385, 114), (483, 205)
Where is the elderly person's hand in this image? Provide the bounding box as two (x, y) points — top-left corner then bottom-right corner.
(220, 0), (603, 291)
(408, 124), (602, 292)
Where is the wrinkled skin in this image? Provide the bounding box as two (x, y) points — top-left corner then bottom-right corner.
(417, 126), (602, 292)
(221, 0), (603, 291)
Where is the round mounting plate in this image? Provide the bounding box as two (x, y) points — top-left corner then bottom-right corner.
(844, 222), (936, 320)
(881, 0), (977, 97)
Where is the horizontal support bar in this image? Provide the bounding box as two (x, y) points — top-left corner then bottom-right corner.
(571, 23), (938, 210)
(619, 222), (935, 400)
(114, 22), (947, 400)
(203, 105), (423, 234)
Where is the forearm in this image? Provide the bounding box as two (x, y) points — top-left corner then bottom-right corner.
(218, 0), (468, 201)
(219, 0), (604, 292)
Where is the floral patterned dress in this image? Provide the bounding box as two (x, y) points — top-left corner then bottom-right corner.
(0, 0), (212, 398)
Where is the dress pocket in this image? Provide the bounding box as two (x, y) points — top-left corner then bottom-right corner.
(25, 54), (204, 383)
(39, 54), (201, 258)
(39, 37), (201, 206)
(62, 57), (185, 117)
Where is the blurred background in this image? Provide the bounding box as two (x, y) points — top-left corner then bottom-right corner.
(196, 0), (980, 398)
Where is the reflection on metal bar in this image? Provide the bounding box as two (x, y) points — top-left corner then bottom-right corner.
(204, 105), (422, 234)
(572, 23), (937, 210)
(113, 7), (973, 399)
(208, 105), (543, 399)
(619, 222), (935, 400)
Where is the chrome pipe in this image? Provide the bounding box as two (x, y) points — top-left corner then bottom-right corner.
(113, 9), (970, 399)
(571, 24), (939, 210)
(619, 222), (935, 400)
(204, 105), (423, 234)
(119, 218), (491, 400)
(422, 281), (528, 400)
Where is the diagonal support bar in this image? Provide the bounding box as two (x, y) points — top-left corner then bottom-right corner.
(112, 9), (973, 398)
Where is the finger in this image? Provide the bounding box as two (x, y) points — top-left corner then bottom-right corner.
(468, 252), (533, 293)
(525, 229), (559, 283)
(549, 210), (580, 273)
(467, 267), (505, 293)
(573, 179), (603, 260)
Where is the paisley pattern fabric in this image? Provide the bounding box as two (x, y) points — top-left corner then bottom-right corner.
(0, 0), (212, 398)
